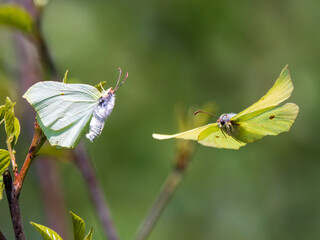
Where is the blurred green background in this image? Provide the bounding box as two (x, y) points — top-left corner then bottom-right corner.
(1, 0), (319, 239)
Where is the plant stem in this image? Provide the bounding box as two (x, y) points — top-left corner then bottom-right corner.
(135, 148), (193, 240)
(4, 123), (46, 240)
(14, 122), (46, 195)
(10, 2), (119, 239)
(3, 170), (25, 240)
(136, 169), (184, 240)
(74, 143), (119, 240)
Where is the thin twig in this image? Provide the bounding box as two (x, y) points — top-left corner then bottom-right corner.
(135, 148), (193, 240)
(74, 143), (119, 240)
(3, 170), (25, 240)
(14, 122), (46, 195)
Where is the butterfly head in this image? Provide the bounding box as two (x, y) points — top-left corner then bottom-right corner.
(217, 113), (236, 128)
(101, 87), (114, 97)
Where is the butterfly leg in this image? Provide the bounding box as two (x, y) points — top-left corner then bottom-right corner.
(220, 129), (227, 138)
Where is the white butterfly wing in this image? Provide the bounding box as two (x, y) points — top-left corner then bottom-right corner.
(23, 81), (101, 148)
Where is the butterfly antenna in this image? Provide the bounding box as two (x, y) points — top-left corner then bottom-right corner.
(194, 110), (218, 118)
(115, 71), (129, 92)
(114, 68), (122, 90)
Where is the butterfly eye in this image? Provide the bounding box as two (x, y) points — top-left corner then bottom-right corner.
(217, 119), (224, 128)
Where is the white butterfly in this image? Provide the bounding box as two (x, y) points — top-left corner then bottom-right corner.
(23, 69), (128, 148)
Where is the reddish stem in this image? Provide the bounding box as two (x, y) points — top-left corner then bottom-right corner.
(14, 122), (46, 195)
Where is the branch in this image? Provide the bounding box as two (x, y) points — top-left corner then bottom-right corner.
(3, 170), (25, 240)
(9, 1), (119, 238)
(14, 122), (46, 196)
(74, 143), (119, 240)
(135, 147), (193, 240)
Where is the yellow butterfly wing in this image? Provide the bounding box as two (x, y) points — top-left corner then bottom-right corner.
(152, 124), (214, 140)
(232, 65), (293, 120)
(233, 103), (299, 143)
(197, 125), (246, 149)
(153, 123), (246, 149)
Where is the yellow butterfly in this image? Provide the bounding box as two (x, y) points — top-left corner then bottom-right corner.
(153, 66), (299, 149)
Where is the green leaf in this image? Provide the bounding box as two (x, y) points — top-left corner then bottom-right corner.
(83, 227), (93, 240)
(94, 81), (107, 92)
(70, 211), (85, 240)
(13, 117), (21, 145)
(0, 4), (33, 33)
(0, 105), (5, 122)
(4, 97), (20, 145)
(0, 175), (3, 200)
(0, 149), (10, 200)
(0, 149), (10, 175)
(4, 97), (15, 141)
(30, 222), (63, 240)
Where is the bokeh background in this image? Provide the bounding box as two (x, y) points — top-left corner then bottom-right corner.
(1, 0), (319, 239)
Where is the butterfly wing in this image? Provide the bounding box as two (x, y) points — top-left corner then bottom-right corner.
(153, 124), (214, 140)
(232, 103), (299, 143)
(23, 81), (102, 148)
(232, 65), (293, 120)
(197, 124), (246, 149)
(153, 123), (246, 149)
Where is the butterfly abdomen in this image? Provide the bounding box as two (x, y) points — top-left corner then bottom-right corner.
(86, 93), (116, 142)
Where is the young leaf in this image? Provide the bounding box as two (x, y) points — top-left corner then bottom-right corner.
(13, 117), (21, 145)
(94, 81), (106, 92)
(0, 149), (10, 175)
(0, 105), (4, 122)
(0, 4), (33, 33)
(70, 211), (85, 240)
(30, 222), (63, 240)
(4, 97), (15, 140)
(0, 150), (10, 201)
(83, 227), (93, 240)
(3, 97), (20, 145)
(0, 175), (3, 200)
